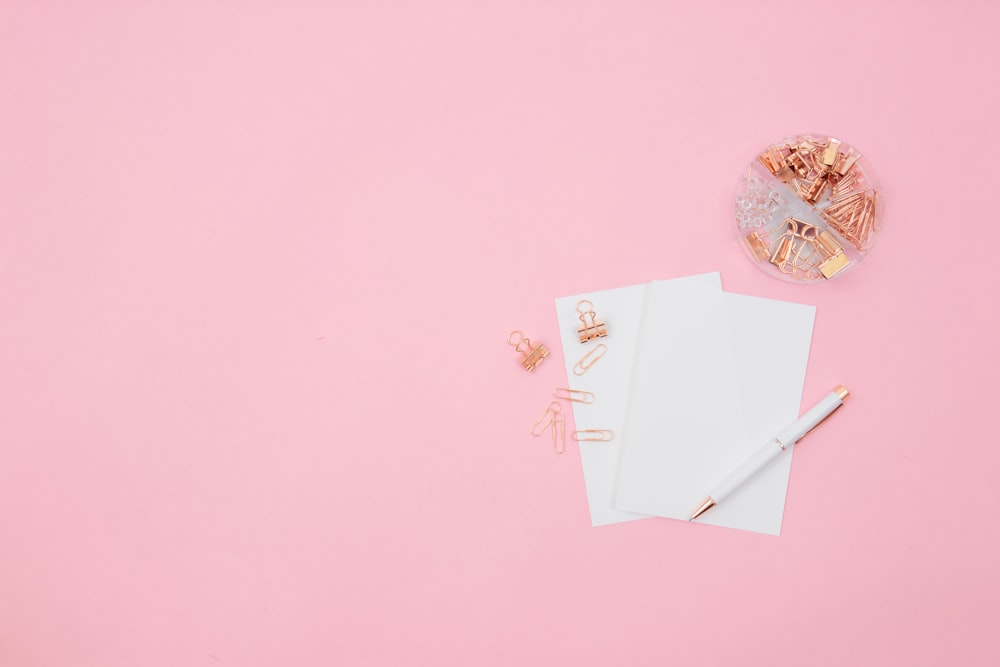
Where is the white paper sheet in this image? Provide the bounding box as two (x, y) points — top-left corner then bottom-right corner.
(554, 276), (815, 535)
(554, 273), (723, 527)
(703, 292), (815, 534)
(613, 278), (749, 522)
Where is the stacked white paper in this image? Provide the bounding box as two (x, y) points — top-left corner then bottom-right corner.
(554, 272), (815, 535)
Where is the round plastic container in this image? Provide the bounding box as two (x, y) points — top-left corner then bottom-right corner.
(734, 133), (883, 283)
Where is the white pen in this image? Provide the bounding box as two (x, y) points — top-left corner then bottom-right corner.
(690, 386), (850, 521)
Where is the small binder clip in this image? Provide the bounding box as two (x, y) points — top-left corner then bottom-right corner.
(576, 300), (607, 342)
(531, 401), (566, 453)
(508, 330), (548, 372)
(570, 429), (614, 442)
(573, 344), (607, 376)
(553, 388), (594, 404)
(744, 231), (769, 262)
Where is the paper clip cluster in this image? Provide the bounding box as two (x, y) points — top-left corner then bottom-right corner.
(511, 298), (615, 453)
(531, 389), (614, 453)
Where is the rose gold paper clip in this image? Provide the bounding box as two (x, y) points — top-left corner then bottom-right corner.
(573, 344), (607, 375)
(530, 401), (566, 453)
(551, 408), (566, 453)
(570, 429), (614, 442)
(508, 330), (548, 372)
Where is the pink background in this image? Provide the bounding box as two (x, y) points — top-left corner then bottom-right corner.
(2, 2), (998, 665)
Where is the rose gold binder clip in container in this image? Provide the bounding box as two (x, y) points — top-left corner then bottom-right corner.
(736, 133), (884, 283)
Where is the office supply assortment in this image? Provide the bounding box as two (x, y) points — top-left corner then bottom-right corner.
(540, 273), (841, 535)
(507, 132), (872, 533)
(509, 274), (848, 533)
(736, 133), (882, 282)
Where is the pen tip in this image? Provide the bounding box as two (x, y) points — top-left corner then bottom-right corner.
(689, 496), (717, 521)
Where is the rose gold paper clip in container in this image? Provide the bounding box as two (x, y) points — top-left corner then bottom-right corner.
(735, 133), (884, 283)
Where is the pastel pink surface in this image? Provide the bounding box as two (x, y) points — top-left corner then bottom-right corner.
(1, 2), (997, 665)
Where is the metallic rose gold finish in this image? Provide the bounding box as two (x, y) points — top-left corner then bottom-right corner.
(570, 429), (614, 442)
(817, 229), (843, 256)
(744, 232), (770, 261)
(553, 387), (595, 404)
(770, 235), (794, 266)
(551, 408), (566, 453)
(739, 135), (879, 281)
(509, 330), (549, 372)
(530, 401), (561, 436)
(575, 299), (608, 343)
(836, 153), (859, 176)
(689, 496), (717, 521)
(822, 190), (878, 252)
(530, 401), (568, 454)
(831, 171), (858, 198)
(787, 151), (808, 176)
(822, 138), (841, 166)
(828, 189), (864, 208)
(805, 176), (829, 204)
(758, 152), (778, 174)
(835, 386), (850, 401)
(774, 165), (797, 183)
(819, 252), (851, 279)
(573, 343), (607, 376)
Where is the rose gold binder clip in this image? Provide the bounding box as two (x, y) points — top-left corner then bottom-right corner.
(575, 300), (607, 342)
(573, 343), (607, 375)
(508, 330), (548, 372)
(531, 401), (566, 453)
(553, 387), (594, 404)
(749, 216), (846, 280)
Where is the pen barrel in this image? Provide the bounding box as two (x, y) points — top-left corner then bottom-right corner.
(710, 440), (785, 502)
(710, 391), (844, 503)
(698, 388), (848, 516)
(774, 391), (844, 447)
